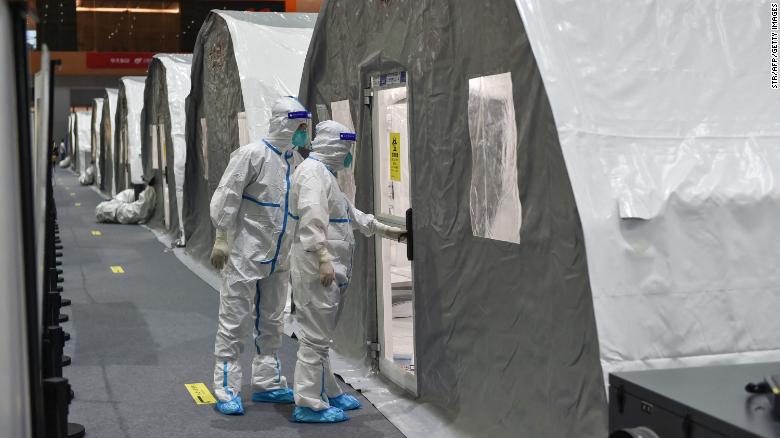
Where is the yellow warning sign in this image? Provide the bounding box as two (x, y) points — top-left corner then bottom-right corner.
(185, 383), (216, 405)
(74, 203), (81, 207)
(389, 132), (401, 182)
(91, 230), (102, 236)
(110, 266), (125, 274)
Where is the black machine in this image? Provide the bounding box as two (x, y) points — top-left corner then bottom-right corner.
(609, 362), (780, 438)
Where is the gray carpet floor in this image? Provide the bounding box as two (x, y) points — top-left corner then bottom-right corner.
(55, 168), (404, 438)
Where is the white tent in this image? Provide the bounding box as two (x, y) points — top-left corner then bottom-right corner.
(75, 110), (92, 182)
(100, 88), (119, 196)
(183, 11), (315, 267)
(141, 53), (192, 243)
(115, 76), (146, 192)
(517, 0), (780, 378)
(91, 98), (103, 187)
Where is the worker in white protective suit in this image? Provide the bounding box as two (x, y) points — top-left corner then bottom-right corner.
(209, 97), (311, 415)
(288, 120), (406, 423)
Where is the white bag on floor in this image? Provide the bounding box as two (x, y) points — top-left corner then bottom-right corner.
(78, 165), (95, 185)
(95, 187), (155, 224)
(58, 157), (71, 168)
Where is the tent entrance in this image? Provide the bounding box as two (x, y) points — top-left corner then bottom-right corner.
(370, 72), (417, 395)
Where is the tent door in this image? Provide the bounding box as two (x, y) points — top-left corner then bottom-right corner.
(370, 72), (417, 395)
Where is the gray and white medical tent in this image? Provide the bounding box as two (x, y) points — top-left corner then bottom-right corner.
(297, 0), (780, 435)
(141, 54), (192, 243)
(99, 88), (118, 196)
(183, 11), (315, 266)
(114, 76), (146, 194)
(299, 1), (606, 436)
(90, 98), (103, 187)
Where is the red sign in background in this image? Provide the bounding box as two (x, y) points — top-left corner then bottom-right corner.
(86, 52), (155, 69)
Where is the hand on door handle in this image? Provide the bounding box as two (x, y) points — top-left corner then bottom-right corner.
(375, 223), (406, 242)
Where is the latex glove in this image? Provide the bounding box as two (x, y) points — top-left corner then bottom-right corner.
(210, 229), (229, 270)
(317, 246), (336, 287)
(376, 223), (406, 242)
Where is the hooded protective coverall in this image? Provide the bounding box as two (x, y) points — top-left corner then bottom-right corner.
(288, 121), (404, 422)
(209, 97), (311, 413)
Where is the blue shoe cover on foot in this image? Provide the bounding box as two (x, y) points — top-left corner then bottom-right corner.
(215, 394), (244, 415)
(328, 393), (361, 410)
(252, 388), (294, 404)
(291, 406), (348, 423)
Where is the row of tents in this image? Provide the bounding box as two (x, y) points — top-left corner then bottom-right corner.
(64, 2), (780, 436)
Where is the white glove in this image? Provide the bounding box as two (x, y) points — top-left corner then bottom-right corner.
(210, 229), (229, 270)
(376, 223), (406, 242)
(317, 246), (336, 287)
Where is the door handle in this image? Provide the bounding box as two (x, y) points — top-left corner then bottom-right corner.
(405, 208), (413, 261)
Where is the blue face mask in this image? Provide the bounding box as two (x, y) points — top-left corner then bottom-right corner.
(343, 152), (353, 169)
(291, 128), (308, 148)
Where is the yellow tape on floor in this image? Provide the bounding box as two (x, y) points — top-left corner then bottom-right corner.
(74, 203), (81, 207)
(185, 383), (216, 405)
(110, 266), (125, 274)
(91, 230), (102, 236)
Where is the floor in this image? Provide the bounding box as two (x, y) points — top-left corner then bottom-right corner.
(55, 168), (405, 438)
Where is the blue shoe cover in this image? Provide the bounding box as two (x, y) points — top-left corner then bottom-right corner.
(251, 388), (294, 404)
(291, 406), (348, 423)
(215, 394), (244, 415)
(328, 393), (361, 411)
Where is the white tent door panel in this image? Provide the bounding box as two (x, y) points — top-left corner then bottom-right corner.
(467, 72), (522, 245)
(371, 78), (416, 395)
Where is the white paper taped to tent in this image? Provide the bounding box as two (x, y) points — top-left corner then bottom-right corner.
(516, 0), (780, 377)
(118, 76), (146, 186)
(216, 10), (315, 144)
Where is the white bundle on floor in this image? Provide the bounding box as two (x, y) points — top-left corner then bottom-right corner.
(58, 157), (71, 168)
(78, 165), (95, 185)
(95, 186), (156, 224)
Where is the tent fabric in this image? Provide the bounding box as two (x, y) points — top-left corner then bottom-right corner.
(141, 54), (192, 244)
(298, 0), (606, 436)
(67, 113), (76, 171)
(183, 11), (315, 268)
(99, 88), (119, 196)
(515, 0), (780, 377)
(75, 110), (92, 179)
(91, 98), (104, 187)
(115, 76), (146, 192)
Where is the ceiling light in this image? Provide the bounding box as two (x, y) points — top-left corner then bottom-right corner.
(76, 6), (180, 14)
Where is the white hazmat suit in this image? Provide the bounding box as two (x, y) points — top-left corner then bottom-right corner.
(288, 121), (404, 422)
(209, 97), (311, 414)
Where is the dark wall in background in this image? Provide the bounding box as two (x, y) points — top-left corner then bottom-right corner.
(36, 0), (77, 50)
(179, 1), (284, 51)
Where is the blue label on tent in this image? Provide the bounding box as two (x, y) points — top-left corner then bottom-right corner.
(288, 111), (311, 119)
(340, 133), (357, 141)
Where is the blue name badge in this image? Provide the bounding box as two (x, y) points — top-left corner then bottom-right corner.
(340, 133), (357, 141)
(288, 111), (312, 120)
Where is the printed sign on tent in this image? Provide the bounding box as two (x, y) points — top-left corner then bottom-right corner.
(390, 132), (401, 182)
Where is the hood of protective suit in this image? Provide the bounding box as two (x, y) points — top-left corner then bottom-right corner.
(309, 120), (356, 172)
(264, 96), (311, 151)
